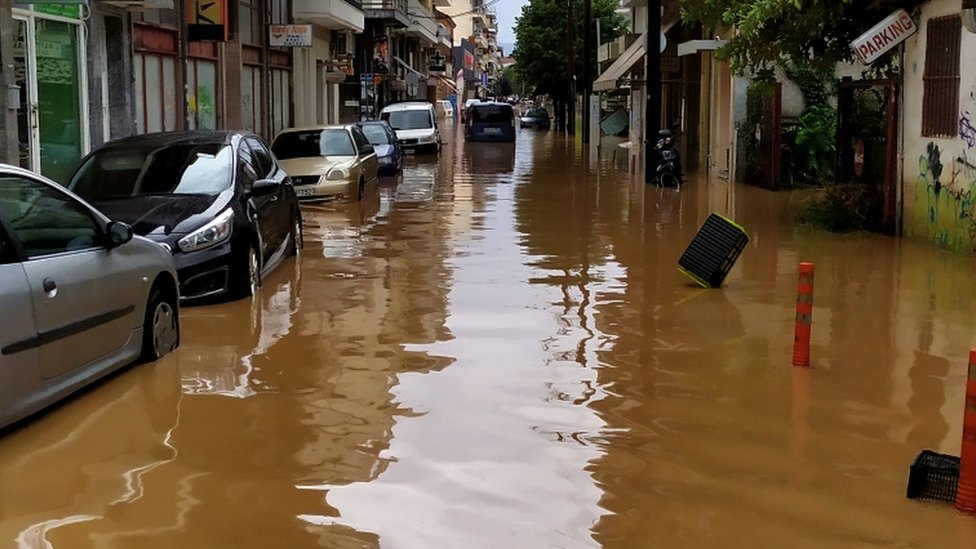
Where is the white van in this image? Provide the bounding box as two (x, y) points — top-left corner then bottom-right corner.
(380, 102), (441, 154)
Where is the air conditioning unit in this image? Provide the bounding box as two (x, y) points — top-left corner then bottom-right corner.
(333, 31), (354, 57)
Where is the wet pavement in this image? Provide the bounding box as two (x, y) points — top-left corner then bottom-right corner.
(3, 122), (976, 548)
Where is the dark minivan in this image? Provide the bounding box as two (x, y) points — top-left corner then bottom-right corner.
(464, 102), (516, 143)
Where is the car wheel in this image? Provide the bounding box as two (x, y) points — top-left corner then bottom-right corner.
(233, 244), (261, 298)
(289, 213), (303, 257)
(140, 287), (179, 362)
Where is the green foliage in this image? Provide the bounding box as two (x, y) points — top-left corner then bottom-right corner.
(680, 0), (897, 78)
(799, 183), (882, 232)
(513, 0), (628, 99)
(781, 61), (837, 186)
(783, 105), (837, 186)
(494, 65), (521, 97)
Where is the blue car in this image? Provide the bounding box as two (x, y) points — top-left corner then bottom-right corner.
(357, 120), (403, 176)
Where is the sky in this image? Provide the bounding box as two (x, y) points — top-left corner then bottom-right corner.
(495, 0), (529, 53)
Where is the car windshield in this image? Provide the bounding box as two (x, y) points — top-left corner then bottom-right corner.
(472, 105), (513, 124)
(272, 129), (356, 158)
(382, 110), (432, 130)
(360, 125), (392, 145)
(69, 143), (233, 199)
(526, 108), (548, 118)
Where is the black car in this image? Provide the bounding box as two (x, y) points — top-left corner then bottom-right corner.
(519, 107), (551, 129)
(68, 130), (302, 303)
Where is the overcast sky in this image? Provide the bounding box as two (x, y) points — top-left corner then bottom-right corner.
(495, 0), (529, 51)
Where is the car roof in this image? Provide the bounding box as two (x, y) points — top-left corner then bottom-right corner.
(277, 125), (353, 133)
(381, 101), (435, 112)
(97, 130), (241, 151)
(471, 101), (513, 109)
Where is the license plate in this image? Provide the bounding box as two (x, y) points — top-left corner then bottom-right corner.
(484, 127), (502, 135)
(297, 188), (316, 197)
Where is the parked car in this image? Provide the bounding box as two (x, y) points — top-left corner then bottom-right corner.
(461, 98), (481, 124)
(356, 120), (403, 176)
(380, 102), (441, 154)
(272, 124), (380, 199)
(68, 130), (301, 303)
(437, 100), (455, 119)
(519, 107), (551, 129)
(465, 102), (517, 142)
(0, 164), (180, 429)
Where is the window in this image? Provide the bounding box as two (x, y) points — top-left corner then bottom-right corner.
(246, 138), (273, 177)
(360, 124), (391, 145)
(188, 59), (218, 130)
(135, 52), (178, 133)
(242, 65), (264, 136)
(238, 140), (259, 184)
(351, 127), (370, 151)
(270, 0), (287, 25)
(0, 226), (18, 264)
(270, 68), (291, 137)
(922, 15), (961, 137)
(271, 130), (355, 158)
(239, 0), (262, 45)
(0, 176), (100, 258)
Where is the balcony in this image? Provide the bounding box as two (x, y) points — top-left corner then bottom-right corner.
(294, 0), (364, 32)
(363, 0), (410, 27)
(406, 0), (439, 44)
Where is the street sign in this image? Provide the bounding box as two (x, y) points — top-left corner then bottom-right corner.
(851, 9), (917, 65)
(428, 51), (446, 74)
(186, 0), (228, 41)
(269, 25), (312, 47)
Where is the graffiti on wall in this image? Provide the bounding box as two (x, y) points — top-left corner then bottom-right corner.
(913, 132), (976, 253)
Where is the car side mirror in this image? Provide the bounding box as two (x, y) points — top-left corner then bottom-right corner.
(360, 144), (375, 156)
(249, 178), (281, 197)
(107, 221), (133, 248)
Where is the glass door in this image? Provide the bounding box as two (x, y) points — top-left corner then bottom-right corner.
(12, 13), (85, 183)
(34, 18), (83, 183)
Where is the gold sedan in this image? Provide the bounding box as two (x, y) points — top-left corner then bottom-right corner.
(271, 125), (380, 201)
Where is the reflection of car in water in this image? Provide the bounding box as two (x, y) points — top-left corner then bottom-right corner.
(460, 140), (516, 175)
(178, 260), (301, 399)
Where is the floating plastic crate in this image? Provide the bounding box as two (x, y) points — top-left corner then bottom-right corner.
(677, 213), (749, 288)
(906, 450), (960, 503)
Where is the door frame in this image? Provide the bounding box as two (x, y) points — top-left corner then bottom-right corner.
(12, 8), (91, 176)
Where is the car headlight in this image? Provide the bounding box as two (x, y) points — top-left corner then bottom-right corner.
(326, 167), (350, 180)
(178, 209), (233, 253)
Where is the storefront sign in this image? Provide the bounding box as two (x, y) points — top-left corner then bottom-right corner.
(464, 51), (474, 71)
(186, 0), (228, 42)
(428, 51), (446, 74)
(851, 9), (916, 64)
(269, 25), (311, 47)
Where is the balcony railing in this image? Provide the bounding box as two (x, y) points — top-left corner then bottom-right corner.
(363, 0), (409, 26)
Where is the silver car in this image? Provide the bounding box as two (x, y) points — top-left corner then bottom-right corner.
(0, 164), (180, 429)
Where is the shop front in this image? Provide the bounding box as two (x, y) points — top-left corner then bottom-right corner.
(13, 3), (88, 183)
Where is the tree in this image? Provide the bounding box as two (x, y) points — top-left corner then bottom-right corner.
(512, 0), (628, 100)
(493, 65), (520, 98)
(681, 0), (908, 78)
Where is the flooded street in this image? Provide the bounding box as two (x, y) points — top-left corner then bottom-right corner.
(4, 123), (976, 548)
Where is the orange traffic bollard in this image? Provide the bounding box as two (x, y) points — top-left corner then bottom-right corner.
(792, 262), (815, 368)
(956, 349), (976, 514)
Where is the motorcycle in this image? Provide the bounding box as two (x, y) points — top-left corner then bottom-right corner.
(652, 127), (684, 188)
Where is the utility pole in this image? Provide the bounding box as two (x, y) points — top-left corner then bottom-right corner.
(178, 0), (190, 130)
(644, 1), (661, 184)
(581, 0), (592, 144)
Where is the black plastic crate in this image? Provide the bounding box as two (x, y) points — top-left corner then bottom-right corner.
(906, 450), (960, 503)
(678, 213), (750, 288)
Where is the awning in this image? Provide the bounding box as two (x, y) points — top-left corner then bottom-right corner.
(677, 39), (727, 57)
(593, 32), (646, 92)
(439, 76), (458, 92)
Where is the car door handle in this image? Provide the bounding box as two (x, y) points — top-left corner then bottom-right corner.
(42, 278), (57, 293)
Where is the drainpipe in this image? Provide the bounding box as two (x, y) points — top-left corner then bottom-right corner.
(178, 0), (189, 130)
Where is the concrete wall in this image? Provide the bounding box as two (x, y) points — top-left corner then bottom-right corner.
(902, 0), (976, 254)
(441, 0), (474, 45)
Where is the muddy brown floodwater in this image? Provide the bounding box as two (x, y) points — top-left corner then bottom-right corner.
(3, 123), (976, 548)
